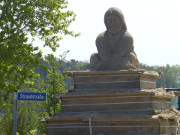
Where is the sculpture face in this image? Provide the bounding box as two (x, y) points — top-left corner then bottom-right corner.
(105, 14), (122, 35)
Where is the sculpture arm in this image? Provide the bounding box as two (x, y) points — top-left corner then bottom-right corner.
(123, 32), (134, 53)
(96, 32), (111, 61)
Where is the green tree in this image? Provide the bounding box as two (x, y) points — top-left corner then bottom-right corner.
(0, 0), (79, 134)
(45, 54), (68, 116)
(64, 59), (90, 71)
(140, 64), (180, 88)
(0, 0), (79, 105)
(156, 64), (180, 88)
(0, 74), (48, 135)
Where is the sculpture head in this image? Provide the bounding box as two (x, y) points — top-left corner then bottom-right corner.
(104, 7), (127, 35)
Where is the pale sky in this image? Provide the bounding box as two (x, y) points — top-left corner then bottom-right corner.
(35, 0), (180, 66)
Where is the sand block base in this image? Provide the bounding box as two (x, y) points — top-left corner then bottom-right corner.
(43, 71), (180, 135)
(65, 70), (160, 90)
(60, 89), (174, 113)
(44, 110), (179, 135)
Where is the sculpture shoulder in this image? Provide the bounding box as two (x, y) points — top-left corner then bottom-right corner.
(124, 31), (133, 40)
(96, 32), (106, 47)
(96, 32), (105, 41)
(123, 31), (133, 42)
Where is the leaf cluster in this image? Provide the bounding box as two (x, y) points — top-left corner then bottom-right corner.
(0, 0), (79, 105)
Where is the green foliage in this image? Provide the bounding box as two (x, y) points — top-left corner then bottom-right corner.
(45, 54), (68, 116)
(26, 129), (37, 135)
(63, 59), (90, 71)
(0, 0), (79, 133)
(156, 64), (180, 88)
(0, 0), (79, 105)
(15, 102), (46, 135)
(0, 91), (48, 135)
(0, 105), (14, 135)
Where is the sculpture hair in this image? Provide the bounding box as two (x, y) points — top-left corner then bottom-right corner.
(104, 7), (127, 30)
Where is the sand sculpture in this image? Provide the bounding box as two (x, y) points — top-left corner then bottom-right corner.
(43, 7), (180, 135)
(90, 7), (139, 71)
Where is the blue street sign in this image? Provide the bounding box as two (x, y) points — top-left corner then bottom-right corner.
(18, 92), (46, 101)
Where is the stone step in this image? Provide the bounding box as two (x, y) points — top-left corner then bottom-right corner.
(59, 89), (174, 113)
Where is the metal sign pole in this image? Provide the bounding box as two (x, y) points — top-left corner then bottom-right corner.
(13, 90), (17, 135)
(12, 91), (46, 135)
(89, 116), (92, 135)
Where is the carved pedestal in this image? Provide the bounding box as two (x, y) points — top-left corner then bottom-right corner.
(43, 71), (180, 135)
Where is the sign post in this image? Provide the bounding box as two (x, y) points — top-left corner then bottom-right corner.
(13, 92), (46, 135)
(18, 92), (46, 101)
(13, 90), (17, 135)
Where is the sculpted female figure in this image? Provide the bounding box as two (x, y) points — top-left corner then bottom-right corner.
(90, 7), (140, 71)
